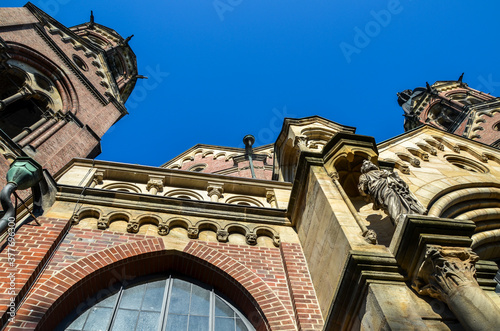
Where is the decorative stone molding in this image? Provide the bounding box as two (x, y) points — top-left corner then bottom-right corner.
(245, 233), (257, 245)
(187, 227), (199, 239)
(266, 189), (277, 208)
(412, 245), (479, 302)
(207, 182), (224, 202)
(146, 176), (164, 195)
(217, 230), (229, 242)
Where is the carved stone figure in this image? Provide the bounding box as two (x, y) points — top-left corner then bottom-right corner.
(358, 160), (426, 225)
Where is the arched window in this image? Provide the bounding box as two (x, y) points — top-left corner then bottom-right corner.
(56, 276), (255, 331)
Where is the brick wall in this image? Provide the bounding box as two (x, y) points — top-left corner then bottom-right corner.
(1, 218), (324, 330)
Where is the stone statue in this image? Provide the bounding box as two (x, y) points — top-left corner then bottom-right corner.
(358, 160), (426, 225)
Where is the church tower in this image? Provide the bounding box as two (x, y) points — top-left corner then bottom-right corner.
(0, 3), (137, 183)
(397, 75), (500, 148)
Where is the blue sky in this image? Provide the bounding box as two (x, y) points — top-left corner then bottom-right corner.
(4, 1), (500, 166)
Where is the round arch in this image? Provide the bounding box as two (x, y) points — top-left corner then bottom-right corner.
(22, 239), (294, 330)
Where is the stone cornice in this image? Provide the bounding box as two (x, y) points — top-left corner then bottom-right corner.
(56, 158), (292, 194)
(56, 185), (290, 226)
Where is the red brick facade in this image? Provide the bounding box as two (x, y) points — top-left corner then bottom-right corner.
(0, 217), (323, 330)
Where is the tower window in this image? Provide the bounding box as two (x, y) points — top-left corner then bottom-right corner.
(56, 276), (255, 331)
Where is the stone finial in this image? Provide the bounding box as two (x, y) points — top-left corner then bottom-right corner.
(207, 182), (224, 202)
(412, 245), (479, 302)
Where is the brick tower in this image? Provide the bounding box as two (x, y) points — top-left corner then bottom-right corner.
(0, 3), (137, 183)
(397, 75), (500, 147)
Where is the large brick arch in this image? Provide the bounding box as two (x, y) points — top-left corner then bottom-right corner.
(12, 238), (296, 331)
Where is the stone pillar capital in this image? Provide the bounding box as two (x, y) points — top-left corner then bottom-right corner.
(412, 245), (479, 302)
(207, 182), (224, 202)
(147, 175), (164, 195)
(90, 170), (105, 188)
(266, 189), (277, 208)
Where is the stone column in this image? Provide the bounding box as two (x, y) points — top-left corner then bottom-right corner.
(0, 85), (35, 111)
(146, 176), (164, 195)
(413, 245), (500, 330)
(207, 182), (224, 202)
(12, 115), (50, 143)
(89, 170), (104, 188)
(266, 189), (277, 208)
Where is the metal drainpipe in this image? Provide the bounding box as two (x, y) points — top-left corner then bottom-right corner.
(243, 134), (256, 179)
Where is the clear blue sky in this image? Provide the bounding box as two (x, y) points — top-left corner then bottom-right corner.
(5, 1), (500, 166)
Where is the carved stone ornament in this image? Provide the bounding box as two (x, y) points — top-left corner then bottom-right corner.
(207, 184), (224, 199)
(97, 218), (108, 230)
(157, 222), (169, 236)
(273, 234), (281, 247)
(245, 233), (257, 245)
(412, 245), (479, 302)
(127, 221), (139, 233)
(146, 179), (163, 193)
(358, 160), (426, 225)
(481, 153), (488, 163)
(217, 230), (229, 242)
(363, 230), (377, 244)
(410, 158), (420, 167)
(71, 215), (79, 225)
(294, 135), (308, 148)
(187, 227), (199, 239)
(420, 152), (429, 161)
